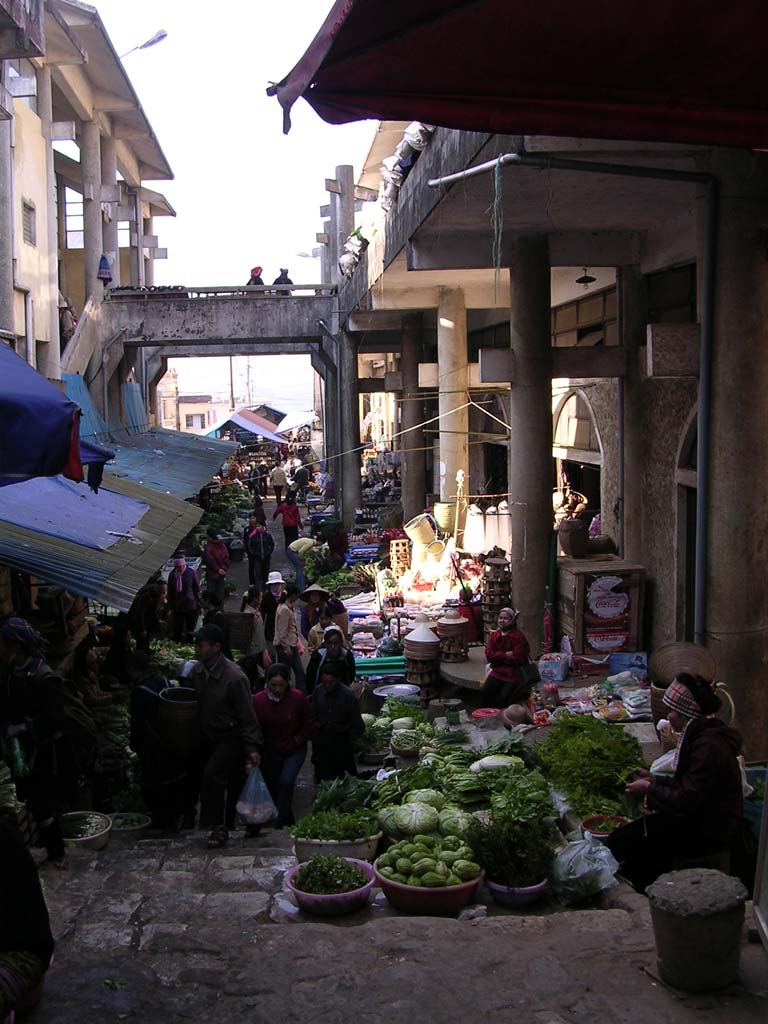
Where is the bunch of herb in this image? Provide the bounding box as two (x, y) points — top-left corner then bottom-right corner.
(488, 769), (556, 825)
(467, 811), (554, 889)
(312, 774), (375, 812)
(293, 856), (368, 895)
(480, 733), (540, 770)
(291, 808), (378, 840)
(537, 715), (642, 817)
(370, 763), (439, 809)
(381, 697), (426, 725)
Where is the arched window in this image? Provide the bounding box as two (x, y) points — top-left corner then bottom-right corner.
(553, 392), (600, 458)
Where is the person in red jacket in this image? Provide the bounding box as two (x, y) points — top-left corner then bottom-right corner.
(273, 491), (303, 548)
(252, 662), (315, 827)
(202, 528), (230, 604)
(481, 607), (531, 708)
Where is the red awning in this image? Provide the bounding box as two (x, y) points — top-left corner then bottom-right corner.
(270, 0), (768, 149)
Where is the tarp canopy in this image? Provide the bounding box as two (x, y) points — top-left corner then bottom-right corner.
(207, 409), (287, 445)
(0, 343), (82, 486)
(270, 0), (768, 149)
(0, 472), (201, 610)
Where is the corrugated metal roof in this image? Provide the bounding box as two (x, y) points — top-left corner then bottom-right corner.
(0, 473), (202, 611)
(62, 376), (236, 497)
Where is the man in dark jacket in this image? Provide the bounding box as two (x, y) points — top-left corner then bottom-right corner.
(310, 661), (364, 782)
(187, 625), (262, 848)
(304, 625), (356, 696)
(244, 518), (275, 587)
(166, 558), (202, 640)
(272, 268), (293, 296)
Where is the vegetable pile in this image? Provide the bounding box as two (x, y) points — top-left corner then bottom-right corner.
(291, 808), (379, 841)
(293, 856), (368, 895)
(375, 833), (481, 888)
(61, 813), (109, 840)
(537, 715), (642, 817)
(0, 760), (19, 811)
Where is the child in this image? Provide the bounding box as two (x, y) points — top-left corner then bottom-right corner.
(307, 606), (333, 656)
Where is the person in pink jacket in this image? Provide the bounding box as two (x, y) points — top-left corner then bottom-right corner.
(203, 529), (229, 604)
(481, 607), (531, 708)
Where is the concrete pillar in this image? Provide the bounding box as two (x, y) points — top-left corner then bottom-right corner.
(100, 136), (120, 287)
(507, 236), (552, 656)
(0, 114), (14, 340)
(618, 266), (647, 560)
(129, 191), (144, 286)
(437, 287), (469, 500)
(81, 122), (102, 301)
(323, 368), (338, 469)
(329, 164), (354, 284)
(400, 313), (427, 521)
(705, 153), (768, 759)
(339, 329), (362, 529)
(37, 66), (61, 379)
(143, 215), (155, 286)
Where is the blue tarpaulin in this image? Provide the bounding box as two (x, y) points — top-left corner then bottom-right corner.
(0, 343), (82, 486)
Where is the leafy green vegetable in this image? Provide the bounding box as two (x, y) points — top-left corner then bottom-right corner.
(467, 810), (553, 888)
(382, 697), (426, 724)
(291, 808), (378, 841)
(293, 856), (368, 894)
(537, 716), (641, 817)
(404, 789), (445, 810)
(392, 802), (440, 835)
(312, 774), (375, 813)
(488, 769), (556, 825)
(437, 807), (473, 838)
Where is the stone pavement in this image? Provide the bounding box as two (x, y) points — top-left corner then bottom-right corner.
(30, 826), (768, 1024)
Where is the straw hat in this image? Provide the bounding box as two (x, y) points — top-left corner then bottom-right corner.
(301, 583), (330, 602)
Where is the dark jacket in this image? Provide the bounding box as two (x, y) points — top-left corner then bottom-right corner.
(167, 567), (202, 613)
(244, 526), (275, 561)
(253, 688), (315, 758)
(305, 647), (356, 694)
(261, 590), (280, 643)
(203, 539), (229, 577)
(310, 682), (364, 748)
(0, 816), (54, 964)
(129, 670), (168, 755)
(188, 655), (262, 753)
(648, 717), (743, 848)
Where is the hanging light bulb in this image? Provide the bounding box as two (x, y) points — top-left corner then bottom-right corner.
(575, 267), (597, 289)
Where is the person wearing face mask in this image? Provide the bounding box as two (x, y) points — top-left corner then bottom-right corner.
(480, 607), (531, 709)
(606, 672), (743, 893)
(252, 664), (314, 828)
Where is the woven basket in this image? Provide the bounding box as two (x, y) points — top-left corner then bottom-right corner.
(648, 642), (716, 686)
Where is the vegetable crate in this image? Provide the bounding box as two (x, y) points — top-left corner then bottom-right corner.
(557, 556), (645, 655)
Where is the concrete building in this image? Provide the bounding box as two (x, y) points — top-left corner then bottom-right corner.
(0, 0), (173, 388)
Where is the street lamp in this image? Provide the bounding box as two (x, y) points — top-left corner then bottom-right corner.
(120, 29), (168, 59)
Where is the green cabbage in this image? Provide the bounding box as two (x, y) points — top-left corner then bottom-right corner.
(404, 789), (445, 811)
(361, 714), (377, 727)
(391, 717), (414, 730)
(438, 807), (474, 838)
(393, 802), (440, 835)
(377, 806), (401, 836)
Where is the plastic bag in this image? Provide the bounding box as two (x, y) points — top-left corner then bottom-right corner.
(236, 766), (276, 825)
(551, 837), (619, 905)
(650, 749), (677, 775)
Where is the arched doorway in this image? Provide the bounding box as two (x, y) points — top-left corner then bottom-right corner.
(552, 391), (602, 523)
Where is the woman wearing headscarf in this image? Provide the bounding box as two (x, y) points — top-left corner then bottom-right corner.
(481, 607), (531, 709)
(246, 266), (264, 286)
(0, 618), (75, 867)
(166, 557), (202, 641)
(607, 672), (743, 893)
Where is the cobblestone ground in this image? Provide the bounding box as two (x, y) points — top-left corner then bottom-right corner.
(27, 495), (768, 1022)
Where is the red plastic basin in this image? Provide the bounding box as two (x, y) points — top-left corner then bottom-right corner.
(373, 866), (482, 914)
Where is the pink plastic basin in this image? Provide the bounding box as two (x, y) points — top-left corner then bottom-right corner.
(373, 866), (482, 914)
(284, 858), (375, 916)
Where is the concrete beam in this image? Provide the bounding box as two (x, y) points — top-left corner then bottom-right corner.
(407, 230), (642, 272)
(551, 346), (627, 379)
(133, 342), (317, 358)
(646, 322), (699, 377)
(358, 378), (387, 393)
(348, 311), (404, 332)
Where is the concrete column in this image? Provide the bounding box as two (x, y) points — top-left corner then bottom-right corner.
(0, 115), (15, 339)
(618, 266), (647, 560)
(329, 164), (354, 284)
(437, 287), (469, 500)
(705, 153), (768, 759)
(130, 191), (144, 286)
(339, 329), (362, 529)
(507, 236), (552, 656)
(143, 215), (155, 286)
(100, 135), (120, 287)
(81, 121), (102, 301)
(37, 66), (61, 379)
(400, 313), (427, 521)
(323, 368), (338, 469)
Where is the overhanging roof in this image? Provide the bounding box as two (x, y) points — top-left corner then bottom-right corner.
(0, 472), (201, 610)
(271, 0), (768, 150)
(207, 408), (286, 445)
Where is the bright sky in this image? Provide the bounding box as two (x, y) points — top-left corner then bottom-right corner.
(93, 0), (377, 408)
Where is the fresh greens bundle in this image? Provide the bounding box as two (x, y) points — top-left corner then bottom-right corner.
(381, 697), (426, 725)
(466, 810), (554, 889)
(312, 774), (375, 812)
(370, 763), (440, 810)
(537, 715), (641, 817)
(291, 808), (378, 841)
(487, 769), (556, 825)
(293, 856), (368, 895)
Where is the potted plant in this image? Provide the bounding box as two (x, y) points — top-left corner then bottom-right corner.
(283, 855), (375, 916)
(290, 809), (383, 862)
(467, 812), (553, 908)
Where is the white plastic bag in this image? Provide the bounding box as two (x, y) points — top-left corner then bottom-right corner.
(551, 837), (619, 905)
(236, 766), (276, 825)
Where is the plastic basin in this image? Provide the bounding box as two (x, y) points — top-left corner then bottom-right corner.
(486, 877), (548, 908)
(284, 858), (375, 916)
(373, 865), (482, 914)
(109, 812), (151, 836)
(61, 811), (112, 851)
(471, 708), (502, 730)
(581, 815), (630, 844)
(293, 832), (383, 863)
